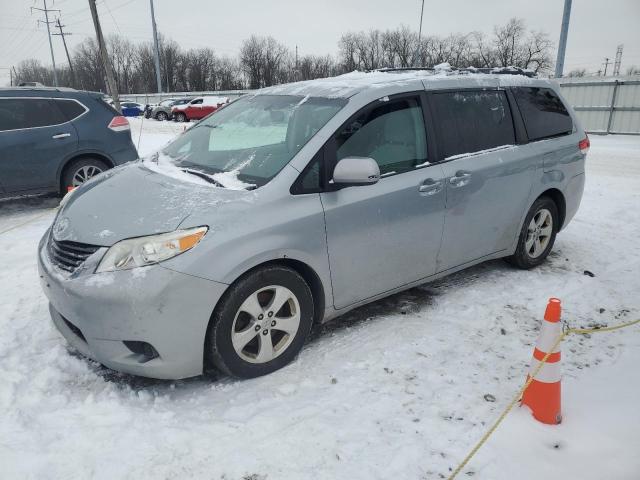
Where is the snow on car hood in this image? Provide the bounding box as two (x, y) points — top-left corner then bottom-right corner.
(53, 161), (253, 246)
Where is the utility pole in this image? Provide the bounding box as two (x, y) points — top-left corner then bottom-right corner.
(52, 18), (76, 87)
(149, 0), (162, 93)
(9, 67), (13, 86)
(554, 0), (572, 78)
(603, 57), (612, 77)
(613, 44), (623, 77)
(413, 0), (425, 67)
(88, 0), (121, 111)
(32, 0), (60, 86)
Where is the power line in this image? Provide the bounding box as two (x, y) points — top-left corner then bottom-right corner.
(31, 0), (60, 86)
(52, 17), (76, 85)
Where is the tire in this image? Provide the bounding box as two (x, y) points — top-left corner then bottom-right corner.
(174, 112), (187, 123)
(206, 265), (314, 378)
(155, 111), (168, 121)
(507, 196), (559, 269)
(61, 158), (109, 193)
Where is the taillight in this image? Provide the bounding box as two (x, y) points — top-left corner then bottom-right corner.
(108, 116), (130, 132)
(578, 135), (590, 155)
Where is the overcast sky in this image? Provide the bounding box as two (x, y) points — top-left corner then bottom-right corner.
(1, 0), (639, 87)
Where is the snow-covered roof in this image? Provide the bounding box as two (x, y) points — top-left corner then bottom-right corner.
(259, 65), (544, 99)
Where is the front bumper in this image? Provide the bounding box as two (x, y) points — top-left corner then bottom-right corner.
(38, 229), (228, 379)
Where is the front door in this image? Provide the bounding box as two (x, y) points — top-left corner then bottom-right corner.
(430, 89), (535, 271)
(321, 94), (446, 309)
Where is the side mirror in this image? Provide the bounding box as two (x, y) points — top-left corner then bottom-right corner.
(332, 157), (380, 186)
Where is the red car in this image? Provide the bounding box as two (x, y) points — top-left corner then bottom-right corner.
(172, 96), (229, 122)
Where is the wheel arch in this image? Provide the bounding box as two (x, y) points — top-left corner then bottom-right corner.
(58, 152), (114, 193)
(202, 258), (327, 375)
(220, 258), (326, 325)
(538, 188), (566, 230)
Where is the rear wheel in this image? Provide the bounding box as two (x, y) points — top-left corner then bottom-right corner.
(155, 111), (168, 121)
(507, 196), (558, 269)
(61, 158), (109, 193)
(206, 265), (314, 378)
(174, 112), (187, 123)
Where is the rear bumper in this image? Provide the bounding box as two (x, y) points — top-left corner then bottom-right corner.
(38, 229), (228, 379)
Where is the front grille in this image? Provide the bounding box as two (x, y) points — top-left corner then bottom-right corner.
(48, 237), (101, 272)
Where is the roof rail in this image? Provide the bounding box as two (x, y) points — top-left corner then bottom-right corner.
(375, 66), (537, 78)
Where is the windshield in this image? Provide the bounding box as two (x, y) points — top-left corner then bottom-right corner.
(160, 100), (174, 106)
(161, 94), (347, 188)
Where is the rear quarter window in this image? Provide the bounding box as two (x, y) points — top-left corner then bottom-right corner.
(512, 87), (573, 141)
(53, 99), (87, 121)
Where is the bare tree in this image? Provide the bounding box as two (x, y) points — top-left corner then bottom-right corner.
(11, 17), (555, 92)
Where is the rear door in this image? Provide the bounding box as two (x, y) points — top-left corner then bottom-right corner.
(320, 93), (446, 309)
(430, 89), (535, 271)
(185, 98), (204, 119)
(0, 97), (78, 193)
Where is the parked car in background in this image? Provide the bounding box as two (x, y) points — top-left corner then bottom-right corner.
(38, 70), (587, 380)
(0, 87), (137, 197)
(120, 101), (145, 117)
(149, 97), (192, 121)
(172, 96), (229, 122)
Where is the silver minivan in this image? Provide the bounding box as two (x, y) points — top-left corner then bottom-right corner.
(38, 70), (588, 379)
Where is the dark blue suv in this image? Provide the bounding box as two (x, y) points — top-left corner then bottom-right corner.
(0, 87), (138, 197)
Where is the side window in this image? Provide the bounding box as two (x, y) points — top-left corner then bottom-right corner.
(0, 98), (65, 131)
(334, 96), (428, 176)
(431, 90), (515, 159)
(192, 99), (203, 105)
(513, 87), (573, 141)
(54, 99), (86, 121)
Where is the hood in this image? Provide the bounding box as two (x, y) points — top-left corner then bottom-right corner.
(53, 162), (250, 246)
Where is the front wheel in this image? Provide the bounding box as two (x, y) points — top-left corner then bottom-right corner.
(206, 265), (314, 378)
(155, 111), (168, 121)
(507, 196), (559, 269)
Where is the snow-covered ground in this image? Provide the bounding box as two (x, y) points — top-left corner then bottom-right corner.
(1, 121), (639, 479)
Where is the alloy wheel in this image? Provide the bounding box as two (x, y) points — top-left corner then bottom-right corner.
(525, 208), (553, 258)
(72, 165), (103, 186)
(231, 285), (301, 364)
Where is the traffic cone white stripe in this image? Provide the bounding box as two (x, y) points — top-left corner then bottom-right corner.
(536, 323), (562, 353)
(528, 359), (561, 383)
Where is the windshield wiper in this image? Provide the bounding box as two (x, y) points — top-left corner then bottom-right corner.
(182, 168), (225, 188)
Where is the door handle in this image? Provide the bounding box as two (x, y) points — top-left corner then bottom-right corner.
(52, 133), (71, 139)
(418, 179), (443, 196)
(449, 171), (471, 188)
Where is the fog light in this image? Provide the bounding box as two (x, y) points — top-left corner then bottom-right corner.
(123, 340), (159, 362)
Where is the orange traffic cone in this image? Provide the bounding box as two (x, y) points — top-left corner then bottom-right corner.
(521, 298), (562, 424)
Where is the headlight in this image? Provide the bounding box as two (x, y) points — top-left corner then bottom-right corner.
(96, 226), (208, 273)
